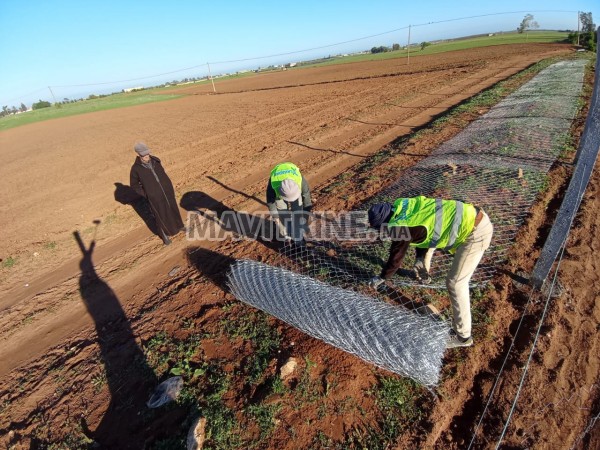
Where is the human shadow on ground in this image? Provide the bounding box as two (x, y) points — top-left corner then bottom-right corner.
(206, 175), (268, 207)
(114, 182), (160, 237)
(186, 247), (236, 291)
(72, 228), (156, 448)
(180, 190), (283, 253)
(180, 190), (230, 215)
(286, 140), (366, 158)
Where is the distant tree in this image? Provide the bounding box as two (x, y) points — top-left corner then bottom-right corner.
(569, 12), (597, 51)
(517, 14), (539, 34)
(392, 43), (400, 51)
(370, 46), (389, 54)
(32, 100), (51, 110)
(580, 11), (595, 33)
(420, 41), (432, 51)
(580, 12), (597, 51)
(20, 103), (27, 112)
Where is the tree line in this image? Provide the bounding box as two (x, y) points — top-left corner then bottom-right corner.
(371, 42), (430, 54)
(1, 104), (28, 117)
(568, 12), (597, 52)
(518, 12), (596, 51)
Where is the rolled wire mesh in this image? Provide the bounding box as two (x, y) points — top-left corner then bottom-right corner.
(227, 259), (449, 387)
(278, 60), (587, 300)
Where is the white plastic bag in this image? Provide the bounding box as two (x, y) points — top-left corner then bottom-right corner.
(146, 376), (184, 408)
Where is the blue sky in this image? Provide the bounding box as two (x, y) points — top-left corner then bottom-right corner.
(0, 1), (597, 108)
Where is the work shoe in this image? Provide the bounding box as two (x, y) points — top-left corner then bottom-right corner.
(446, 331), (473, 349)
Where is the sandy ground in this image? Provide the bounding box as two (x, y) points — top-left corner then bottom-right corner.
(0, 42), (598, 449)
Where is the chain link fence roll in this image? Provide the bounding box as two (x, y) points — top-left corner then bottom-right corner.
(227, 259), (449, 387)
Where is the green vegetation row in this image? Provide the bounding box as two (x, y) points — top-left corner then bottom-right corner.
(298, 31), (571, 68)
(0, 91), (182, 131)
(142, 305), (423, 450)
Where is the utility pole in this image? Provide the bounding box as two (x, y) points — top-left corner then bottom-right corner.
(207, 63), (216, 93)
(576, 11), (580, 46)
(407, 25), (411, 65)
(48, 86), (58, 106)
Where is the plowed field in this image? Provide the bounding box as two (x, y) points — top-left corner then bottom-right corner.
(1, 43), (598, 449)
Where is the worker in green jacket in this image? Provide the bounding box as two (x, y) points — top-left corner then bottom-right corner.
(367, 196), (493, 349)
(266, 162), (313, 242)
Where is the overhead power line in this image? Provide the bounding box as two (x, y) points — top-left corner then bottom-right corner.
(5, 9), (580, 100)
(411, 9), (577, 28)
(2, 87), (48, 106)
(208, 26), (411, 64)
(50, 25), (412, 88)
(47, 9), (579, 90)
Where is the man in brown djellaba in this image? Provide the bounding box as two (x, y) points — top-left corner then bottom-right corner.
(130, 142), (184, 245)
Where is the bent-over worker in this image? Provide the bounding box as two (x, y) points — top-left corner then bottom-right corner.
(367, 196), (493, 348)
(266, 162), (313, 242)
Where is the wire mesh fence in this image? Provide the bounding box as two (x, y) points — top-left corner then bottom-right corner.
(276, 60), (587, 306)
(225, 59), (587, 387)
(532, 45), (600, 288)
(227, 259), (449, 387)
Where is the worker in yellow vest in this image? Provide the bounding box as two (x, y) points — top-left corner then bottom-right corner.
(266, 162), (313, 242)
(367, 196), (493, 349)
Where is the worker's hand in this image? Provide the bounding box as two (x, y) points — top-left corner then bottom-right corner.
(413, 261), (432, 284)
(368, 276), (385, 289)
(305, 211), (314, 226)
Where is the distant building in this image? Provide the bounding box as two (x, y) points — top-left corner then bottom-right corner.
(123, 86), (144, 93)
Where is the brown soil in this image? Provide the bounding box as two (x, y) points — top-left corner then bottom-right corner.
(1, 43), (598, 449)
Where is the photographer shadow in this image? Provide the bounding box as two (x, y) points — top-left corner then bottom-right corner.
(72, 229), (155, 447)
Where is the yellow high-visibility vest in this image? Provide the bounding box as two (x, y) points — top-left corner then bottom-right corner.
(388, 196), (477, 252)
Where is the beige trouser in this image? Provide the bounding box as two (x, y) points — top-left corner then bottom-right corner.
(445, 212), (493, 338)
